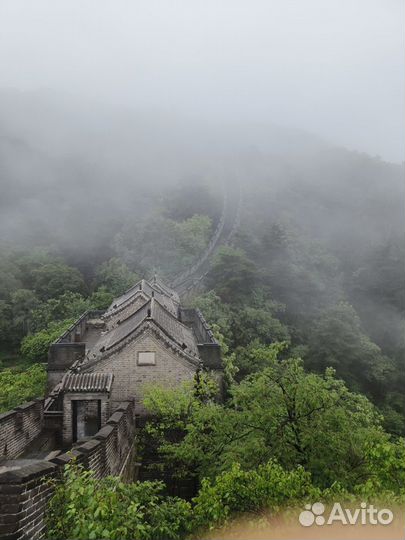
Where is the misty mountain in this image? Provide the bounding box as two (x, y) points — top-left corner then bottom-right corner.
(1, 90), (403, 262)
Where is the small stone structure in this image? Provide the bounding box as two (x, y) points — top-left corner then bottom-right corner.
(0, 277), (221, 540)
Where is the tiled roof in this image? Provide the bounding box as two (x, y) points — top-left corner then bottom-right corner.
(150, 276), (180, 304)
(60, 372), (113, 393)
(152, 300), (197, 355)
(88, 296), (199, 361)
(104, 278), (179, 318)
(95, 301), (151, 352)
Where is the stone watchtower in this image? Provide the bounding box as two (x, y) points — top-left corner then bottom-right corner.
(47, 277), (222, 445)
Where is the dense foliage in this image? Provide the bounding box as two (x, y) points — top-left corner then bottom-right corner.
(47, 445), (404, 540)
(142, 348), (404, 493)
(47, 463), (193, 540)
(0, 159), (403, 536)
(0, 363), (46, 412)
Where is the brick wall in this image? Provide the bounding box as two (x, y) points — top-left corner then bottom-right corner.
(179, 308), (222, 369)
(47, 309), (104, 392)
(55, 310), (104, 344)
(55, 400), (136, 477)
(0, 460), (58, 540)
(0, 400), (44, 460)
(47, 343), (86, 392)
(85, 330), (197, 413)
(0, 401), (137, 540)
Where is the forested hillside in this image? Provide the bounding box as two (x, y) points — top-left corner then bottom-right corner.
(0, 92), (404, 537)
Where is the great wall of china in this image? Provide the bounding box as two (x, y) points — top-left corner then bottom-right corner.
(0, 178), (242, 540)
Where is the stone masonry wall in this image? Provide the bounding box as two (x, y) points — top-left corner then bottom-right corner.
(47, 343), (86, 392)
(0, 460), (58, 540)
(84, 331), (197, 414)
(0, 401), (136, 540)
(0, 400), (44, 460)
(56, 310), (104, 344)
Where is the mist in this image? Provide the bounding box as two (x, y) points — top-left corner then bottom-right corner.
(0, 2), (403, 339)
(1, 0), (404, 160)
(0, 2), (405, 519)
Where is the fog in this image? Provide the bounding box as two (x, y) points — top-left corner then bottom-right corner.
(0, 0), (403, 260)
(0, 1), (404, 422)
(1, 0), (405, 483)
(0, 0), (404, 161)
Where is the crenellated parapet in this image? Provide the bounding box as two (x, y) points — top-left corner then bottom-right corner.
(0, 399), (44, 461)
(0, 401), (137, 540)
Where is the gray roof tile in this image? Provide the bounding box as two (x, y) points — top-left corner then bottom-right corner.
(60, 372), (113, 393)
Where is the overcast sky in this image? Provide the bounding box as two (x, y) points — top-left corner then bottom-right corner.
(0, 0), (403, 162)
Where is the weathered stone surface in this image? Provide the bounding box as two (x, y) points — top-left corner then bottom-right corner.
(0, 402), (44, 461)
(0, 402), (136, 540)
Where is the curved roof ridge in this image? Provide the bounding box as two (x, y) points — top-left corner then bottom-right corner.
(103, 290), (149, 320)
(105, 279), (143, 311)
(84, 295), (198, 367)
(150, 298), (198, 355)
(82, 322), (201, 371)
(105, 277), (179, 319)
(149, 275), (180, 300)
(90, 300), (152, 356)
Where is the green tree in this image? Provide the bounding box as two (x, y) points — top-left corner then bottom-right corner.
(11, 248), (58, 290)
(163, 182), (220, 222)
(193, 460), (318, 530)
(233, 341), (286, 380)
(115, 214), (212, 277)
(94, 258), (139, 297)
(0, 300), (14, 347)
(47, 461), (192, 540)
(351, 239), (405, 314)
(10, 289), (40, 335)
(20, 320), (73, 363)
(0, 251), (22, 300)
(256, 223), (343, 320)
(31, 262), (85, 300)
(172, 215), (212, 265)
(88, 287), (114, 310)
(191, 290), (233, 343)
(305, 302), (396, 401)
(231, 305), (290, 348)
(0, 363), (46, 412)
(143, 347), (399, 492)
(206, 246), (258, 304)
(30, 293), (90, 332)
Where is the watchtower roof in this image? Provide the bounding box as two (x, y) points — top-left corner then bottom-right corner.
(60, 372), (113, 393)
(92, 296), (199, 359)
(104, 277), (179, 318)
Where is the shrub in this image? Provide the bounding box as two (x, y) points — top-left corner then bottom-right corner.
(46, 461), (193, 540)
(0, 363), (46, 412)
(20, 319), (73, 362)
(192, 460), (319, 529)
